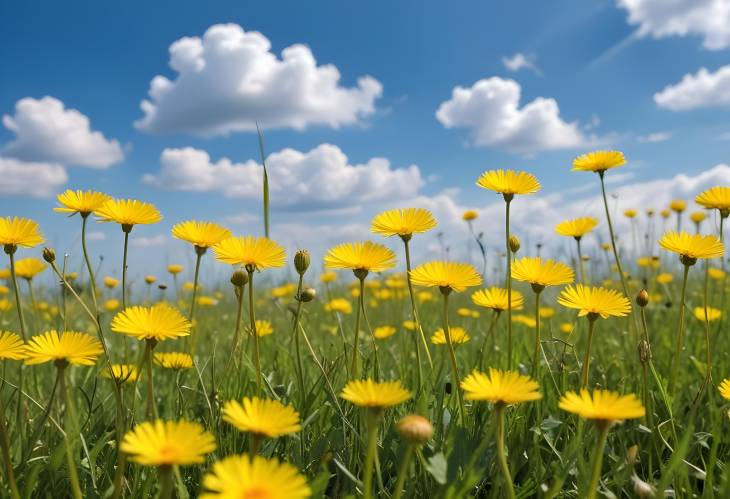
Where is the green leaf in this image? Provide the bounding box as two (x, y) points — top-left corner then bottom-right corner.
(427, 452), (447, 485)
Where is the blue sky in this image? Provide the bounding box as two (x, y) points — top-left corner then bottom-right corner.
(1, 0), (729, 286)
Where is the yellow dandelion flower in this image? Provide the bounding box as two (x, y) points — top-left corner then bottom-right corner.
(462, 210), (479, 221)
(271, 283), (297, 298)
(572, 150), (626, 173)
(197, 296), (218, 306)
(154, 352), (194, 369)
(659, 232), (724, 260)
(54, 189), (111, 216)
(0, 217), (44, 249)
(222, 397), (301, 438)
(512, 314), (536, 328)
(0, 331), (26, 360)
(456, 307), (479, 318)
(200, 455), (311, 499)
(431, 327), (470, 345)
(558, 284), (631, 319)
(559, 389), (645, 422)
(539, 306), (556, 319)
(111, 303), (191, 342)
(104, 299), (120, 312)
(660, 209), (671, 219)
(340, 379), (411, 409)
(144, 275), (156, 285)
(694, 306), (722, 322)
(213, 236), (286, 271)
(172, 220), (231, 249)
(320, 271), (337, 283)
(402, 320), (416, 331)
(656, 272), (673, 284)
(324, 241), (397, 274)
(121, 419), (216, 466)
(511, 257), (574, 287)
(409, 261), (482, 293)
(103, 276), (119, 288)
(624, 209), (637, 218)
(719, 379), (730, 400)
(324, 298), (352, 314)
(95, 198), (162, 229)
(670, 199), (686, 213)
(696, 186), (730, 212)
(690, 211), (707, 224)
(476, 169), (541, 196)
(0, 299), (12, 312)
(461, 368), (541, 405)
(249, 320), (273, 337)
(417, 291), (434, 303)
(14, 257), (46, 280)
(555, 217), (599, 238)
(560, 323), (574, 334)
(371, 208), (437, 238)
(373, 326), (397, 340)
(167, 264), (183, 275)
(471, 287), (524, 312)
(709, 267), (726, 280)
(101, 364), (138, 383)
(636, 256), (660, 269)
(0, 268), (8, 279)
(25, 330), (103, 366)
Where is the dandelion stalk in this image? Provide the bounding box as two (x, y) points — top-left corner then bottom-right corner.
(187, 247), (204, 353)
(669, 262), (691, 395)
(158, 465), (174, 499)
(586, 422), (610, 499)
(121, 227), (131, 309)
(599, 173), (631, 303)
(0, 390), (20, 499)
(363, 409), (381, 499)
(225, 272), (247, 372)
(80, 215), (100, 313)
(391, 444), (415, 499)
(402, 236), (432, 389)
(6, 248), (27, 444)
(495, 403), (516, 499)
(440, 289), (465, 425)
(351, 273), (366, 377)
(576, 237), (587, 283)
(505, 195), (514, 369)
(531, 286), (543, 379)
(144, 339), (158, 418)
(246, 267), (263, 394)
(291, 274), (306, 402)
(58, 363), (83, 499)
(478, 310), (500, 369)
(581, 316), (598, 389)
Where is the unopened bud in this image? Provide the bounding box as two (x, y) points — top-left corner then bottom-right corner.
(294, 250), (310, 275)
(299, 287), (316, 302)
(230, 270), (248, 288)
(43, 247), (56, 263)
(508, 235), (521, 254)
(636, 289), (649, 308)
(396, 415), (434, 445)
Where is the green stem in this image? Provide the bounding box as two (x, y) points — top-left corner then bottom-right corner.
(292, 275), (306, 403)
(442, 292), (465, 425)
(599, 173), (632, 319)
(144, 341), (157, 419)
(587, 423), (610, 499)
(479, 311), (500, 369)
(188, 250), (203, 354)
(80, 215), (99, 314)
(669, 264), (690, 396)
(7, 251), (26, 451)
(225, 284), (246, 373)
(576, 238), (587, 284)
(495, 404), (516, 499)
(392, 444), (415, 499)
(505, 198), (513, 370)
(351, 277), (365, 377)
(158, 466), (174, 499)
(532, 290), (542, 379)
(59, 366), (83, 499)
(121, 230), (130, 309)
(0, 390), (20, 499)
(581, 319), (597, 389)
(363, 410), (380, 499)
(247, 270), (262, 394)
(403, 239), (425, 396)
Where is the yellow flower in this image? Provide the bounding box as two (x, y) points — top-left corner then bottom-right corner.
(471, 287), (524, 312)
(111, 303), (191, 342)
(200, 455), (311, 499)
(197, 296), (218, 306)
(431, 327), (470, 345)
(324, 298), (352, 314)
(402, 320), (416, 331)
(572, 150), (626, 173)
(101, 364), (138, 383)
(171, 220), (231, 249)
(558, 284), (631, 319)
(719, 379), (730, 400)
(660, 209), (671, 219)
(14, 257), (46, 280)
(555, 217), (598, 238)
(456, 307), (479, 318)
(213, 236), (286, 271)
(24, 330), (103, 366)
(709, 267), (726, 280)
(462, 210), (479, 221)
(371, 208), (437, 237)
(144, 275), (156, 285)
(249, 320), (273, 337)
(460, 368), (541, 405)
(659, 232), (724, 260)
(0, 331), (26, 360)
(690, 211), (707, 224)
(694, 306), (722, 322)
(121, 419), (216, 466)
(409, 261), (482, 293)
(320, 271), (337, 283)
(154, 352), (194, 369)
(656, 272), (673, 284)
(636, 256), (660, 269)
(696, 187), (730, 212)
(624, 209), (637, 218)
(167, 264), (183, 275)
(559, 323), (574, 334)
(0, 299), (12, 312)
(271, 283), (298, 298)
(669, 199), (686, 213)
(340, 379), (411, 409)
(0, 217), (44, 249)
(417, 291), (434, 303)
(0, 268), (8, 279)
(539, 306), (556, 319)
(103, 276), (119, 288)
(373, 326), (397, 340)
(54, 189), (111, 216)
(104, 299), (120, 312)
(512, 314), (536, 328)
(222, 397), (301, 438)
(95, 198), (162, 229)
(558, 389), (645, 422)
(511, 257), (574, 287)
(476, 169), (541, 196)
(324, 241), (397, 274)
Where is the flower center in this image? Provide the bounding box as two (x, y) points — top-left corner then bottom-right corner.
(242, 487), (272, 499)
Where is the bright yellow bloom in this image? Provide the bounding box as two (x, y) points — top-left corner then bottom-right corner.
(144, 275), (156, 285)
(14, 257), (46, 280)
(670, 199), (686, 213)
(512, 314), (536, 328)
(324, 298), (352, 314)
(694, 306), (722, 322)
(201, 455), (311, 499)
(0, 331), (26, 360)
(340, 379), (411, 409)
(197, 296), (218, 306)
(167, 264), (183, 275)
(572, 150), (626, 173)
(371, 208), (437, 237)
(559, 389), (645, 422)
(103, 276), (119, 288)
(539, 307), (556, 319)
(0, 217), (44, 249)
(659, 232), (724, 260)
(476, 169), (541, 196)
(636, 256), (660, 269)
(271, 283), (297, 298)
(696, 186), (730, 211)
(656, 272), (673, 284)
(54, 190), (111, 216)
(320, 271), (337, 283)
(0, 299), (12, 312)
(690, 211), (707, 224)
(409, 261), (482, 293)
(0, 268), (8, 279)
(461, 368), (541, 405)
(457, 307), (479, 318)
(557, 284), (631, 319)
(462, 210), (479, 221)
(324, 241), (396, 273)
(624, 209), (637, 218)
(172, 220), (231, 249)
(402, 320), (416, 331)
(24, 330), (103, 366)
(95, 199), (162, 228)
(660, 209), (671, 219)
(213, 236), (286, 270)
(559, 323), (574, 334)
(111, 303), (191, 342)
(431, 327), (470, 345)
(121, 419), (216, 466)
(709, 267), (726, 280)
(555, 217), (598, 238)
(101, 364), (138, 383)
(511, 257), (574, 287)
(154, 352), (194, 369)
(373, 326), (397, 340)
(719, 379), (730, 400)
(250, 320), (273, 337)
(104, 299), (120, 312)
(417, 291), (434, 303)
(471, 287), (524, 312)
(222, 397), (301, 438)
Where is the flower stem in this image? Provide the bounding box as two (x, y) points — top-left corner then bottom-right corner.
(225, 283), (246, 372)
(442, 292), (465, 425)
(479, 311), (499, 369)
(292, 275), (306, 403)
(158, 465), (174, 499)
(581, 318), (597, 389)
(363, 409), (380, 499)
(532, 290), (542, 379)
(144, 340), (157, 419)
(392, 444), (414, 499)
(59, 366), (83, 499)
(587, 423), (610, 499)
(80, 215), (99, 314)
(0, 390), (20, 499)
(403, 238), (427, 397)
(495, 403), (516, 499)
(188, 250), (203, 354)
(576, 237), (587, 284)
(668, 263), (690, 396)
(247, 270), (263, 394)
(121, 230), (130, 309)
(505, 198), (513, 370)
(7, 251), (26, 447)
(350, 277), (365, 377)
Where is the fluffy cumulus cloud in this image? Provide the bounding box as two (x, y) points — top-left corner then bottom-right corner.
(143, 143), (423, 208)
(435, 77), (591, 154)
(0, 157), (67, 198)
(654, 65), (730, 110)
(617, 0), (730, 50)
(134, 23), (382, 136)
(2, 96), (123, 168)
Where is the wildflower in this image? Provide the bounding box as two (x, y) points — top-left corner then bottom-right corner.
(471, 287), (524, 312)
(14, 258), (46, 280)
(200, 455), (310, 499)
(0, 217), (44, 252)
(555, 217), (598, 239)
(462, 210), (478, 221)
(709, 267), (726, 280)
(396, 415), (433, 445)
(373, 326), (396, 340)
(104, 299), (120, 312)
(560, 323), (574, 334)
(54, 190), (111, 217)
(696, 186), (730, 216)
(512, 257), (574, 289)
(95, 198), (162, 230)
(690, 211), (706, 224)
(559, 389), (645, 423)
(121, 419), (216, 466)
(461, 368), (541, 404)
(476, 170), (541, 196)
(659, 232), (724, 262)
(409, 261), (481, 293)
(694, 306), (722, 322)
(670, 199), (686, 213)
(572, 150), (626, 173)
(371, 208), (437, 238)
(101, 364), (138, 384)
(222, 397), (301, 438)
(111, 303), (191, 342)
(431, 327), (469, 345)
(719, 379), (730, 400)
(154, 352), (194, 370)
(539, 307), (555, 319)
(145, 275), (157, 285)
(324, 241), (396, 274)
(0, 331), (26, 360)
(656, 272), (673, 284)
(457, 307), (479, 318)
(557, 284), (631, 319)
(320, 271), (337, 283)
(340, 379), (411, 409)
(213, 236), (286, 271)
(171, 220), (231, 250)
(324, 298), (352, 314)
(249, 320), (273, 337)
(104, 276), (119, 288)
(24, 330), (103, 366)
(167, 264), (183, 275)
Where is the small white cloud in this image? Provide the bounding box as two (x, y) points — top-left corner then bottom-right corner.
(135, 23), (382, 136)
(2, 96), (123, 168)
(143, 143), (423, 209)
(436, 77), (594, 154)
(0, 156), (67, 198)
(86, 231), (107, 241)
(502, 53), (542, 76)
(637, 131), (672, 143)
(617, 0), (730, 50)
(654, 65), (730, 111)
(131, 235), (166, 247)
(717, 131), (730, 140)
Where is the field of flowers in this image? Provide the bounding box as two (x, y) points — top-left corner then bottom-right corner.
(0, 150), (729, 498)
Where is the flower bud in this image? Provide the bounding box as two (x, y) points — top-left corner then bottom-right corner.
(230, 270), (249, 288)
(396, 415), (434, 445)
(636, 289), (649, 308)
(43, 247), (56, 263)
(508, 234), (521, 254)
(294, 250), (310, 275)
(299, 287), (316, 302)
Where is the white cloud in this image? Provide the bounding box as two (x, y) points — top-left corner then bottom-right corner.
(637, 131), (672, 143)
(2, 96), (123, 168)
(654, 65), (730, 110)
(134, 23), (382, 136)
(502, 53), (542, 76)
(86, 231), (107, 241)
(617, 0), (730, 50)
(435, 77), (592, 154)
(0, 156), (67, 198)
(131, 235), (166, 247)
(143, 143), (423, 208)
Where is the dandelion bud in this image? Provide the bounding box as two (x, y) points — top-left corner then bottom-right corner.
(396, 415), (434, 445)
(299, 287), (316, 302)
(508, 235), (521, 254)
(42, 247), (56, 263)
(294, 250), (310, 275)
(638, 339), (651, 363)
(636, 289), (649, 308)
(627, 444), (639, 467)
(230, 270), (248, 288)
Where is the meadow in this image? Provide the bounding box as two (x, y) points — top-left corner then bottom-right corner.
(0, 150), (729, 498)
